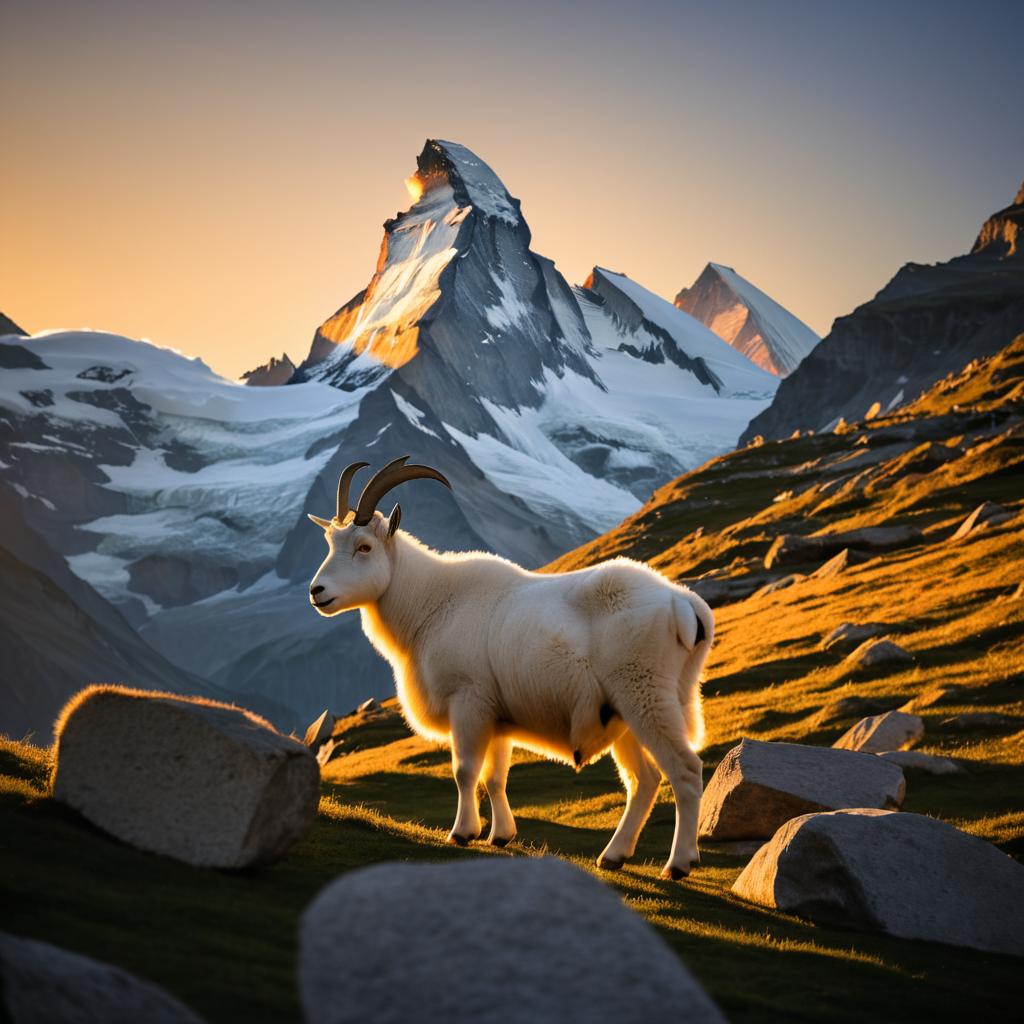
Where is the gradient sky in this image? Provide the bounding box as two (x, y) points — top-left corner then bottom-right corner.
(3, 0), (1023, 380)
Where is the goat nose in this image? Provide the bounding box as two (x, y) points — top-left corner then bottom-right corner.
(310, 585), (325, 597)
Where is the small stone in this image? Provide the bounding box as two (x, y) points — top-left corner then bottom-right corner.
(52, 685), (320, 868)
(833, 711), (925, 754)
(951, 502), (1013, 541)
(845, 638), (914, 669)
(821, 622), (895, 654)
(699, 738), (905, 841)
(299, 858), (726, 1024)
(752, 573), (804, 598)
(811, 549), (850, 579)
(732, 809), (1024, 956)
(877, 750), (964, 775)
(0, 932), (203, 1023)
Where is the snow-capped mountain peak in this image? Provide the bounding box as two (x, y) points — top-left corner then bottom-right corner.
(674, 262), (818, 377)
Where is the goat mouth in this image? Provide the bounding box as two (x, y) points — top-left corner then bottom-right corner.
(311, 597), (336, 609)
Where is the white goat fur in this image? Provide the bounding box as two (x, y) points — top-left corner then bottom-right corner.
(310, 513), (714, 878)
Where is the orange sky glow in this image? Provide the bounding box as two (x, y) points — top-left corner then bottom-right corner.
(3, 1), (1022, 379)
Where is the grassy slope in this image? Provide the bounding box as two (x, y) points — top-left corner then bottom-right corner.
(2, 340), (1023, 1022)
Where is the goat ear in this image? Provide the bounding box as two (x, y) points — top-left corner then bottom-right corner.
(387, 503), (402, 538)
(307, 514), (333, 530)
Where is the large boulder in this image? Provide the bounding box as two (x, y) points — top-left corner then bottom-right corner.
(732, 809), (1024, 956)
(833, 710), (924, 754)
(699, 738), (905, 841)
(298, 857), (726, 1024)
(0, 932), (203, 1023)
(52, 685), (319, 868)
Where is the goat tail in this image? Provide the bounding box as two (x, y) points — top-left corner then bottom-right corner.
(673, 591), (714, 753)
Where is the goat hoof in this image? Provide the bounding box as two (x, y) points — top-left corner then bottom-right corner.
(598, 856), (627, 872)
(490, 835), (515, 848)
(661, 865), (689, 880)
(448, 832), (477, 847)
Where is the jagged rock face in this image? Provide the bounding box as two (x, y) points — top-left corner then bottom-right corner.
(674, 264), (818, 376)
(972, 178), (1024, 258)
(241, 352), (295, 386)
(740, 179), (1024, 444)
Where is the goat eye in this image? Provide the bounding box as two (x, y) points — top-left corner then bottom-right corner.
(357, 543), (372, 554)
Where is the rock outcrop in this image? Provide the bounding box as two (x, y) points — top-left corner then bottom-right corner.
(821, 622), (895, 654)
(299, 857), (726, 1024)
(240, 353), (296, 387)
(740, 179), (1024, 444)
(52, 686), (319, 867)
(732, 809), (1024, 956)
(699, 738), (905, 841)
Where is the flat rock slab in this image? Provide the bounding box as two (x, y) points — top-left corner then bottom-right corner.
(877, 750), (964, 775)
(845, 638), (914, 669)
(0, 932), (203, 1023)
(834, 710), (924, 754)
(732, 809), (1024, 956)
(52, 685), (319, 868)
(299, 857), (726, 1024)
(821, 622), (895, 654)
(764, 525), (922, 569)
(699, 738), (905, 841)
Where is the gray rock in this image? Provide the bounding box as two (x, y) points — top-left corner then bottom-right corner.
(810, 549), (851, 579)
(732, 809), (1024, 956)
(52, 685), (319, 868)
(877, 750), (964, 775)
(833, 711), (925, 754)
(764, 525), (922, 569)
(821, 621), (894, 654)
(0, 932), (203, 1023)
(298, 857), (726, 1024)
(845, 637), (914, 669)
(752, 573), (804, 598)
(951, 501), (1013, 540)
(699, 738), (905, 841)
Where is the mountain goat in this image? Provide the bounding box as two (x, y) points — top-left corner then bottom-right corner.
(308, 457), (714, 879)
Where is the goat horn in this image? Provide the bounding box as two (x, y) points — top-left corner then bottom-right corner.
(336, 461), (370, 522)
(353, 455), (451, 525)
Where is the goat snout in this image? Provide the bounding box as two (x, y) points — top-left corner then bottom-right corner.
(310, 585), (325, 597)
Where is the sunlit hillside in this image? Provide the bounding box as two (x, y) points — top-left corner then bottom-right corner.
(1, 339), (1021, 1022)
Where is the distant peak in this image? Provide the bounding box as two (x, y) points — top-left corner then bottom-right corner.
(407, 140), (521, 225)
(0, 311), (27, 337)
(971, 177), (1024, 259)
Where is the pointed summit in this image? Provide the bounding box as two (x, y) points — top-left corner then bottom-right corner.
(674, 264), (818, 377)
(241, 352), (296, 387)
